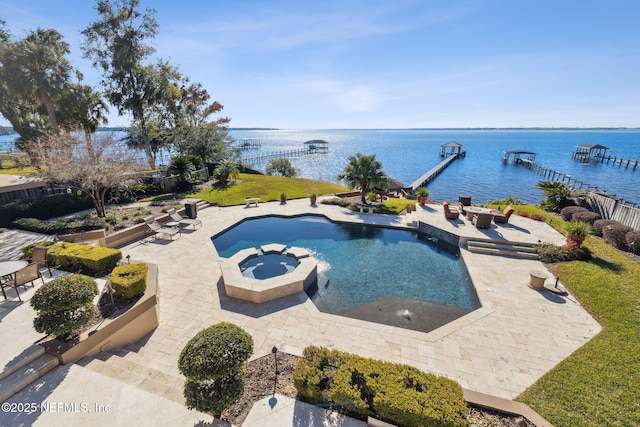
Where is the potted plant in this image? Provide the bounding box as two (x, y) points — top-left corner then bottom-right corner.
(309, 193), (317, 205)
(280, 192), (287, 203)
(415, 187), (430, 206)
(565, 221), (592, 247)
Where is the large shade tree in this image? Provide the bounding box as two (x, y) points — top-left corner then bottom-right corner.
(82, 0), (184, 169)
(338, 153), (388, 205)
(0, 21), (100, 152)
(170, 83), (233, 166)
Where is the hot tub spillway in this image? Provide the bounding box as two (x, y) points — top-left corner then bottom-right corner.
(221, 244), (317, 303)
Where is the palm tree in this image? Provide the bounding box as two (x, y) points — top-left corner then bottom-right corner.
(214, 158), (240, 185)
(338, 153), (388, 205)
(169, 155), (195, 188)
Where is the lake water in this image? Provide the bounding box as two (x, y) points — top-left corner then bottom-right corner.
(230, 129), (640, 204)
(3, 129), (640, 204)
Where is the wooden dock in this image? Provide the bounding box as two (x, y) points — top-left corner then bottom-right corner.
(514, 159), (638, 207)
(409, 153), (459, 190)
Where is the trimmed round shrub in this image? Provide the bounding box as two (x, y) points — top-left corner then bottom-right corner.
(178, 323), (253, 417)
(30, 274), (99, 338)
(592, 219), (622, 237)
(183, 373), (245, 417)
(625, 231), (640, 255)
(571, 210), (601, 224)
(603, 224), (634, 249)
(560, 206), (588, 221)
(179, 323), (254, 380)
(110, 263), (148, 299)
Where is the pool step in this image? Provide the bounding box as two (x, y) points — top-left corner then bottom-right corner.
(466, 239), (538, 259)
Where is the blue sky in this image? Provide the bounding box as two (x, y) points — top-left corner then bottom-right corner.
(1, 0), (639, 128)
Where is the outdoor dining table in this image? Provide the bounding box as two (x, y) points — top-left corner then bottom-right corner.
(464, 206), (491, 221)
(0, 260), (29, 279)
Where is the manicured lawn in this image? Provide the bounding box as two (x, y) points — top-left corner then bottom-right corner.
(514, 207), (640, 427)
(184, 173), (349, 206)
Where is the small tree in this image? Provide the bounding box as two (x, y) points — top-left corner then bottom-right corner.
(214, 158), (240, 185)
(266, 158), (298, 177)
(30, 274), (98, 338)
(338, 153), (388, 205)
(178, 322), (253, 417)
(27, 132), (139, 217)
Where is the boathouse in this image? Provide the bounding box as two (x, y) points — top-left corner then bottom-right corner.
(503, 150), (537, 164)
(304, 140), (329, 153)
(439, 141), (465, 157)
(573, 143), (609, 162)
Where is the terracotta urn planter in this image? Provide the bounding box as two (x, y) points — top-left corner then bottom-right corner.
(566, 233), (585, 247)
(309, 194), (317, 205)
(280, 193), (287, 203)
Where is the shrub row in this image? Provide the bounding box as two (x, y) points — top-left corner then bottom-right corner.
(0, 193), (94, 228)
(534, 243), (592, 263)
(293, 346), (469, 427)
(110, 263), (148, 299)
(560, 206), (589, 221)
(47, 242), (122, 275)
(20, 240), (55, 258)
(13, 217), (105, 235)
(570, 210), (601, 224)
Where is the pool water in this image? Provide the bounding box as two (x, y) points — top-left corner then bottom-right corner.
(240, 252), (300, 280)
(213, 215), (479, 315)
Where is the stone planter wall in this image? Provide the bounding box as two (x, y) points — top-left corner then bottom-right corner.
(41, 262), (160, 365)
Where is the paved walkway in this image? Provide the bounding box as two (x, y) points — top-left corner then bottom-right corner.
(0, 198), (601, 425)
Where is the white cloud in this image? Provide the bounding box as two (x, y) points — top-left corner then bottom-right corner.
(301, 79), (380, 113)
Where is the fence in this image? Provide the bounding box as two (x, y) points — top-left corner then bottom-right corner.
(585, 193), (640, 230)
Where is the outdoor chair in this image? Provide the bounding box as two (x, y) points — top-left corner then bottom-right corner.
(472, 212), (494, 229)
(2, 263), (44, 301)
(144, 215), (181, 240)
(443, 201), (460, 219)
(166, 208), (202, 230)
(32, 245), (52, 277)
(491, 206), (515, 224)
(458, 196), (472, 214)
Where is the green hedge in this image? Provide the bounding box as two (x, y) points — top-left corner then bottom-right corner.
(12, 217), (105, 235)
(294, 346), (469, 427)
(0, 193), (94, 228)
(20, 240), (55, 258)
(47, 242), (122, 275)
(110, 263), (148, 299)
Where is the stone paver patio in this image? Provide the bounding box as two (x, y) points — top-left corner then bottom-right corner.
(0, 197), (601, 425)
(117, 198), (600, 399)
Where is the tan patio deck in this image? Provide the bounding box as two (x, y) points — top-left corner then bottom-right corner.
(115, 198), (599, 398)
(0, 198), (601, 425)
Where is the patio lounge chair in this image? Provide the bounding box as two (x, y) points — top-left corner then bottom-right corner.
(472, 212), (494, 229)
(32, 245), (52, 277)
(1, 263), (44, 301)
(166, 208), (202, 230)
(491, 206), (515, 224)
(443, 201), (460, 219)
(144, 215), (180, 240)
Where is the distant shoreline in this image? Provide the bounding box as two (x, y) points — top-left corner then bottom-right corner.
(1, 126), (640, 136)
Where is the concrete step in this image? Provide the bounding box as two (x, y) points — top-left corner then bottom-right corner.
(466, 239), (539, 260)
(77, 349), (184, 405)
(0, 353), (59, 403)
(0, 345), (45, 380)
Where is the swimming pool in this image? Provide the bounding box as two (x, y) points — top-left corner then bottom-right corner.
(213, 215), (479, 330)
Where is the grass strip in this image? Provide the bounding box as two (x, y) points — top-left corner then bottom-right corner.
(515, 208), (640, 427)
(184, 173), (348, 206)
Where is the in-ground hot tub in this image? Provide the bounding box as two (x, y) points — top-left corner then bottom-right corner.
(220, 243), (317, 303)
